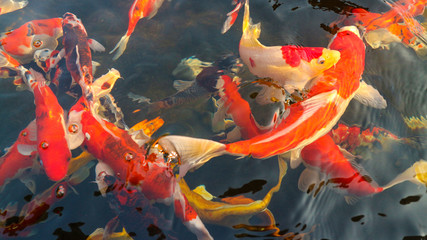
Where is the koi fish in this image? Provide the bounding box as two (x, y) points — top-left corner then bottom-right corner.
(110, 0), (165, 60)
(62, 12), (105, 98)
(0, 120), (38, 192)
(0, 18), (63, 64)
(330, 0), (427, 55)
(17, 68), (74, 181)
(179, 157), (286, 229)
(239, 0), (341, 93)
(0, 0), (28, 15)
(403, 115), (427, 130)
(222, 0), (244, 34)
(87, 227), (133, 240)
(95, 158), (214, 240)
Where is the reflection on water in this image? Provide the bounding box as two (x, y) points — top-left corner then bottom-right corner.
(0, 0), (426, 239)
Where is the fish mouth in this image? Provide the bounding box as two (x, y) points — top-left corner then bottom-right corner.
(338, 26), (361, 38)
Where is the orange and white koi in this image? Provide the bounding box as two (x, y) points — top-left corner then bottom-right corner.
(110, 0), (164, 60)
(223, 26), (365, 166)
(0, 0), (28, 15)
(239, 0), (341, 93)
(0, 18), (63, 64)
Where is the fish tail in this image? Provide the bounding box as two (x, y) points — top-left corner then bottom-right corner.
(242, 0), (261, 41)
(109, 33), (130, 61)
(382, 160), (427, 190)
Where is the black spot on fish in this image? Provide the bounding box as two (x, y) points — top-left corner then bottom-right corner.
(351, 215), (364, 222)
(378, 213), (387, 217)
(268, 0), (283, 11)
(249, 92), (258, 99)
(400, 195), (422, 205)
(307, 0), (368, 15)
(219, 179), (267, 198)
(291, 6), (299, 11)
(53, 206), (64, 216)
(147, 224), (166, 240)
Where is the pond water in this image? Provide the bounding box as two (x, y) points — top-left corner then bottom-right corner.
(0, 0), (426, 239)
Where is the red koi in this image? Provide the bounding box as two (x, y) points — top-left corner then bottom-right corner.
(110, 0), (165, 60)
(0, 18), (63, 64)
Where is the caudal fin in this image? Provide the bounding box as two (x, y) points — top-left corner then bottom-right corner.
(157, 136), (227, 178)
(241, 0), (261, 43)
(383, 160), (427, 190)
(109, 34), (130, 61)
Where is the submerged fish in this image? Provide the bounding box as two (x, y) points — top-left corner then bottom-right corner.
(239, 0), (341, 93)
(110, 0), (165, 60)
(179, 157), (286, 228)
(0, 18), (63, 64)
(222, 0), (244, 34)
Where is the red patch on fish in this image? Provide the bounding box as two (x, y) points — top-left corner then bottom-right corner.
(281, 46), (324, 67)
(174, 196), (198, 222)
(249, 57), (256, 68)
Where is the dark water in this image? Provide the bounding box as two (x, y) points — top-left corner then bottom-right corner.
(0, 0), (426, 239)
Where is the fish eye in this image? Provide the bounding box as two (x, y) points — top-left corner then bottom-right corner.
(56, 185), (66, 198)
(68, 123), (79, 134)
(21, 131), (28, 137)
(318, 57), (325, 64)
(40, 141), (49, 149)
(33, 39), (43, 48)
(124, 152), (134, 161)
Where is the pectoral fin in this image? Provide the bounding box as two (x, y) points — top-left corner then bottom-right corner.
(173, 80), (194, 91)
(290, 149), (302, 169)
(17, 144), (37, 156)
(354, 81), (387, 109)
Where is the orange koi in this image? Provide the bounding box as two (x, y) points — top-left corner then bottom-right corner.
(110, 0), (164, 60)
(23, 70), (71, 181)
(0, 120), (38, 191)
(0, 0), (28, 15)
(0, 18), (63, 64)
(239, 0), (341, 92)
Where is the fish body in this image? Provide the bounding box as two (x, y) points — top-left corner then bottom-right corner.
(226, 26), (365, 160)
(62, 13), (94, 96)
(239, 0), (341, 92)
(0, 120), (38, 190)
(0, 18), (63, 64)
(28, 70), (71, 181)
(300, 134), (383, 197)
(110, 0), (164, 60)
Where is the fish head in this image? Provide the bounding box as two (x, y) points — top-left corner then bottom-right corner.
(38, 138), (71, 181)
(307, 48), (341, 77)
(34, 48), (54, 72)
(0, 18), (63, 64)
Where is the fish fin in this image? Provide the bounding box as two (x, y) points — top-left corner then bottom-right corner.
(242, 0), (261, 45)
(158, 136), (226, 178)
(104, 216), (121, 240)
(19, 177), (36, 194)
(354, 80), (387, 109)
(337, 146), (356, 160)
(92, 68), (121, 98)
(68, 161), (96, 185)
(27, 119), (37, 141)
(222, 1), (243, 34)
(383, 160), (427, 190)
(127, 92), (151, 104)
(212, 98), (229, 132)
(17, 144), (37, 156)
(290, 149), (302, 169)
(67, 151), (96, 175)
(0, 202), (18, 221)
(92, 61), (100, 76)
(344, 195), (360, 205)
(193, 185), (215, 200)
(88, 38), (105, 52)
(110, 34), (130, 61)
(226, 127), (242, 142)
(129, 129), (151, 147)
(173, 80), (194, 91)
(67, 110), (85, 150)
(298, 168), (321, 194)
